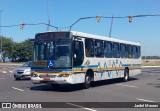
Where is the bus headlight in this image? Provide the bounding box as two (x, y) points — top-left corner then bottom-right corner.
(57, 74), (69, 77)
(31, 74), (38, 77)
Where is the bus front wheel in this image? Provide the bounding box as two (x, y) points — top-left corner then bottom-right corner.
(84, 74), (92, 89)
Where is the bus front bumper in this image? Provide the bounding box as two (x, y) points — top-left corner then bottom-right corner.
(31, 76), (72, 84)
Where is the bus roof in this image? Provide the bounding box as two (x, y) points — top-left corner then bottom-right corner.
(71, 31), (141, 46)
(35, 31), (141, 46)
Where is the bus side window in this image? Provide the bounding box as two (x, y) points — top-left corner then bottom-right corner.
(133, 46), (137, 59)
(137, 46), (141, 58)
(127, 45), (133, 58)
(113, 42), (120, 58)
(85, 38), (94, 57)
(73, 41), (84, 66)
(120, 44), (126, 58)
(95, 40), (104, 57)
(104, 41), (112, 58)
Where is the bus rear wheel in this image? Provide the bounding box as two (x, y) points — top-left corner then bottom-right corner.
(123, 69), (129, 82)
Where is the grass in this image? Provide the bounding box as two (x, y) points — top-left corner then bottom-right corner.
(142, 60), (160, 66)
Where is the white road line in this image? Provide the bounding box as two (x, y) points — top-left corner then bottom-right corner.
(2, 71), (7, 73)
(12, 87), (24, 92)
(136, 98), (155, 102)
(67, 103), (97, 111)
(116, 84), (138, 88)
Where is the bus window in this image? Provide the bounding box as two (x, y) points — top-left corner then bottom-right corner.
(104, 41), (112, 58)
(73, 41), (84, 66)
(95, 40), (104, 57)
(113, 43), (120, 58)
(137, 46), (141, 58)
(35, 42), (48, 61)
(120, 44), (126, 58)
(85, 38), (94, 57)
(133, 46), (137, 58)
(127, 45), (133, 58)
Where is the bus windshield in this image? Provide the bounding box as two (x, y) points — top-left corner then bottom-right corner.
(33, 39), (72, 68)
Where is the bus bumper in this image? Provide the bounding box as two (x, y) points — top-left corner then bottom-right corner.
(31, 76), (72, 84)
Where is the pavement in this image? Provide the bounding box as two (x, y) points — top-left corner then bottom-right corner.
(0, 65), (160, 111)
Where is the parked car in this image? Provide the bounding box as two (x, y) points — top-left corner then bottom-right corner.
(13, 61), (32, 80)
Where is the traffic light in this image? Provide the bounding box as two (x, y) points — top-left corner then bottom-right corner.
(129, 16), (133, 23)
(20, 23), (24, 30)
(97, 16), (101, 22)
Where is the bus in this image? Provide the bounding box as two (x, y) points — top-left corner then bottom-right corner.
(31, 31), (141, 89)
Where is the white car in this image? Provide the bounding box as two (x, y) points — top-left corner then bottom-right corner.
(13, 61), (32, 80)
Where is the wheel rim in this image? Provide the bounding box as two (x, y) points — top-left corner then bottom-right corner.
(85, 75), (91, 88)
(125, 71), (129, 81)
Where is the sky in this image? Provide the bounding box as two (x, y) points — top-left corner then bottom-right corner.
(0, 0), (160, 56)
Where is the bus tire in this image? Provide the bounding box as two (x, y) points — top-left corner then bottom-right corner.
(84, 74), (92, 89)
(123, 69), (129, 82)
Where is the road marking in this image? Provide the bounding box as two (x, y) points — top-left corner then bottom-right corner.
(9, 71), (13, 73)
(136, 98), (155, 102)
(2, 71), (7, 73)
(67, 103), (97, 111)
(116, 84), (138, 88)
(12, 87), (24, 92)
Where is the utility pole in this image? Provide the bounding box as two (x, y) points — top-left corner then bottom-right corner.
(0, 10), (3, 62)
(46, 0), (50, 31)
(109, 15), (114, 38)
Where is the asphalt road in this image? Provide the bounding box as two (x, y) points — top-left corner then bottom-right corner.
(0, 64), (160, 111)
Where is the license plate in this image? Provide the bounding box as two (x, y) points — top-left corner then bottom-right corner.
(43, 77), (50, 81)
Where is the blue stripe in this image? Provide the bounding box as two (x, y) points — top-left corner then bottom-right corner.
(32, 69), (72, 72)
(122, 64), (141, 67)
(73, 65), (98, 68)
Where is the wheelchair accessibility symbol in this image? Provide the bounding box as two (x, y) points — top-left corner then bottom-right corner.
(49, 60), (54, 66)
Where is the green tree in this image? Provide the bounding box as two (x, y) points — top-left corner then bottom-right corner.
(0, 36), (14, 62)
(14, 39), (33, 61)
(0, 36), (33, 62)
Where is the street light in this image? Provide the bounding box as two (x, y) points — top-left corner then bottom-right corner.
(0, 10), (3, 62)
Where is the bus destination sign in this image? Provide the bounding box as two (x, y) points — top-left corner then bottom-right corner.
(36, 32), (70, 40)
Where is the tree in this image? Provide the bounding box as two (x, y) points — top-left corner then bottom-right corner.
(0, 36), (14, 62)
(17, 39), (33, 61)
(0, 36), (33, 62)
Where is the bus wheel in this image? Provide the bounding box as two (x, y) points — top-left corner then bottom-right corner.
(123, 69), (129, 82)
(84, 74), (92, 89)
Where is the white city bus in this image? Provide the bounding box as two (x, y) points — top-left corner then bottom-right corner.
(31, 31), (141, 88)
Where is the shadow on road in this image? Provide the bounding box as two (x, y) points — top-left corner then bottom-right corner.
(147, 82), (160, 89)
(30, 78), (139, 92)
